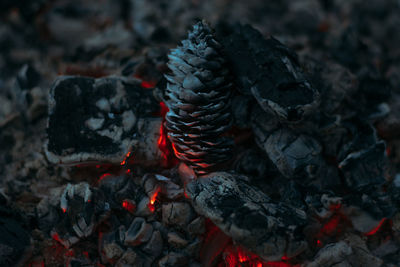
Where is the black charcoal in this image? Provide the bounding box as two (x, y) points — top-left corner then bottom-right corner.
(216, 23), (320, 122)
(45, 76), (161, 165)
(186, 172), (308, 261)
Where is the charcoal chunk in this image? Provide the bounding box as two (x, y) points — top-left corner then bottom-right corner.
(124, 217), (153, 246)
(45, 76), (161, 165)
(216, 23), (320, 121)
(39, 182), (108, 248)
(99, 230), (125, 264)
(186, 172), (308, 261)
(339, 141), (386, 190)
(338, 120), (387, 190)
(162, 202), (194, 229)
(256, 128), (323, 179)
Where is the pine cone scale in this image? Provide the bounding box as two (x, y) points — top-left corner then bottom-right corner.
(165, 21), (233, 175)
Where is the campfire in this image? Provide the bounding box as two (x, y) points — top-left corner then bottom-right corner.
(1, 1), (400, 267)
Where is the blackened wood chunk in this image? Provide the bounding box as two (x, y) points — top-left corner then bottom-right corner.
(99, 174), (144, 210)
(338, 120), (386, 190)
(216, 23), (320, 121)
(186, 172), (308, 261)
(339, 141), (386, 190)
(51, 182), (107, 248)
(45, 76), (160, 165)
(255, 127), (323, 179)
(164, 21), (233, 175)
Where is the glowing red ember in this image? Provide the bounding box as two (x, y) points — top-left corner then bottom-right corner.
(98, 173), (112, 181)
(141, 80), (157, 88)
(148, 188), (161, 212)
(122, 199), (136, 213)
(120, 151), (132, 166)
(157, 102), (178, 167)
(364, 218), (389, 236)
(223, 245), (296, 267)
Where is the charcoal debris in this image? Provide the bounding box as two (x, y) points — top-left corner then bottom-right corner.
(158, 252), (188, 267)
(256, 127), (323, 179)
(45, 76), (161, 165)
(143, 230), (163, 257)
(162, 202), (194, 229)
(35, 173), (207, 265)
(142, 173), (184, 200)
(216, 23), (320, 121)
(100, 230), (125, 264)
(305, 235), (385, 267)
(43, 182), (108, 248)
(124, 217), (153, 246)
(186, 172), (308, 261)
(304, 241), (353, 267)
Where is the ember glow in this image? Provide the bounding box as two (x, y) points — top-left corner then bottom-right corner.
(122, 200), (136, 213)
(98, 173), (112, 181)
(222, 245), (296, 267)
(314, 208), (351, 246)
(120, 151), (132, 166)
(148, 188), (161, 212)
(157, 102), (178, 167)
(202, 220), (297, 267)
(140, 80), (157, 88)
(52, 232), (62, 244)
(364, 218), (390, 236)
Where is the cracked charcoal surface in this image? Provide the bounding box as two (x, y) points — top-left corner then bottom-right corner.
(256, 127), (323, 179)
(38, 173), (205, 266)
(186, 172), (308, 261)
(46, 76), (161, 165)
(164, 21), (233, 175)
(216, 23), (320, 121)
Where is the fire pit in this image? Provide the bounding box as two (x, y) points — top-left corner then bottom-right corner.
(1, 1), (400, 267)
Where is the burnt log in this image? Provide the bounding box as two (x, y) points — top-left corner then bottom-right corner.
(216, 23), (320, 122)
(186, 172), (308, 261)
(45, 76), (161, 165)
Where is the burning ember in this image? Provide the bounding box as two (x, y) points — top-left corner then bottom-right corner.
(222, 245), (295, 267)
(147, 188), (160, 212)
(157, 102), (178, 167)
(122, 199), (136, 213)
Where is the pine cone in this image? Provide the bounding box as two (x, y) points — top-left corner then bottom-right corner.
(164, 21), (233, 175)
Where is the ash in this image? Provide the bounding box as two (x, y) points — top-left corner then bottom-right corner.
(0, 1), (400, 267)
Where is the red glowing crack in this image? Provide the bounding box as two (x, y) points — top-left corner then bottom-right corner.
(364, 218), (389, 236)
(148, 188), (161, 213)
(120, 151), (132, 166)
(157, 102), (178, 167)
(122, 200), (136, 213)
(201, 220), (298, 267)
(98, 173), (112, 181)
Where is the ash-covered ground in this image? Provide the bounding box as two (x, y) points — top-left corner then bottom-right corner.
(1, 0), (400, 266)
